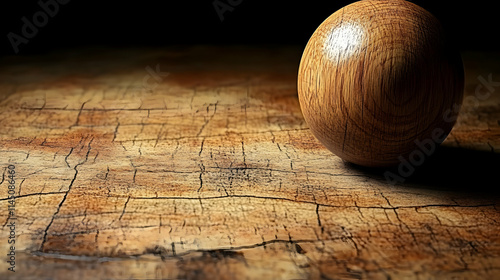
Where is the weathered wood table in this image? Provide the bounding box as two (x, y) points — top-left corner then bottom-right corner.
(0, 46), (499, 279)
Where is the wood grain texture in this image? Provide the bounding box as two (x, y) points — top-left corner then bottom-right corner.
(0, 46), (499, 280)
(298, 0), (464, 167)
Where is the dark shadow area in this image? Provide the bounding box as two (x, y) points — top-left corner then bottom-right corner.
(404, 146), (500, 193)
(0, 1), (496, 56)
(345, 146), (500, 195)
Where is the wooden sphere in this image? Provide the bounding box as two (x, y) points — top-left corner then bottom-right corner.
(298, 0), (464, 167)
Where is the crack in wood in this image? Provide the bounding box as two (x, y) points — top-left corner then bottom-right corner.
(40, 138), (94, 251)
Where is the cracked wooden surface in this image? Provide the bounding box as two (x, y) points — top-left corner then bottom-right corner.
(0, 46), (499, 279)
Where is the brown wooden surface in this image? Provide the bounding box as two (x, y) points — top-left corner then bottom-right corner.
(0, 46), (499, 279)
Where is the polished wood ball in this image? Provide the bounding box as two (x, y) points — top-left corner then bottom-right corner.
(298, 0), (464, 167)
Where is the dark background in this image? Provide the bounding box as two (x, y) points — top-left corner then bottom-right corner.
(0, 0), (497, 56)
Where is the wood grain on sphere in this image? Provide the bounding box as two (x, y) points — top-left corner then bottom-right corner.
(298, 0), (464, 167)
